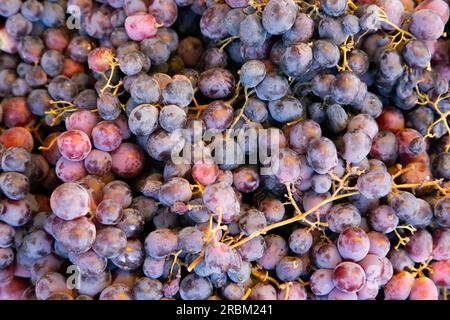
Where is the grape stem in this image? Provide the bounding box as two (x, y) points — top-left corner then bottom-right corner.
(393, 224), (417, 250)
(230, 190), (358, 249)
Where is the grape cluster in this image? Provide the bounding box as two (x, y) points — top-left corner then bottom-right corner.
(0, 0), (449, 301)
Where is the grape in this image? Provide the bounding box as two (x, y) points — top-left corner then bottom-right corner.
(145, 228), (178, 259)
(388, 249), (414, 274)
(77, 270), (112, 297)
(179, 274), (213, 300)
(102, 181), (132, 209)
(83, 149), (112, 177)
(64, 111), (97, 138)
(405, 229), (433, 263)
(0, 172), (29, 201)
(50, 183), (91, 221)
(239, 14), (267, 47)
(191, 161), (219, 187)
(402, 40), (432, 69)
(142, 256), (164, 279)
(310, 269), (334, 296)
(416, 0), (449, 24)
(408, 277), (438, 300)
(268, 149), (299, 185)
(434, 196), (450, 227)
(368, 205), (399, 233)
(200, 47), (228, 70)
(430, 260), (450, 288)
(130, 196), (157, 223)
(369, 131), (399, 166)
(288, 228), (313, 255)
(337, 226), (370, 262)
(130, 75), (161, 105)
(2, 97), (35, 128)
(278, 282), (307, 300)
(203, 182), (240, 223)
(133, 277), (163, 300)
(117, 208), (144, 238)
(198, 4), (228, 40)
(333, 262), (366, 293)
(240, 60), (266, 88)
(276, 256), (304, 281)
(222, 282), (245, 300)
(353, 91), (382, 119)
(110, 143), (145, 178)
(21, 230), (52, 260)
(238, 208), (267, 236)
(118, 51), (145, 76)
(281, 43), (313, 78)
(384, 271), (415, 300)
(307, 137), (338, 175)
(91, 122), (122, 152)
(330, 72), (362, 105)
(228, 260), (251, 284)
(177, 227), (204, 255)
(248, 283), (278, 300)
(148, 0), (178, 28)
(176, 37), (203, 67)
(111, 238), (144, 270)
(232, 167), (260, 193)
(410, 9), (445, 41)
(257, 234), (288, 270)
(311, 75), (334, 100)
(0, 248), (14, 269)
(327, 204), (362, 233)
(357, 170), (393, 200)
(59, 217), (96, 254)
(341, 129), (372, 164)
(35, 272), (70, 300)
(205, 242), (233, 273)
(100, 283), (133, 300)
(199, 68), (235, 100)
(321, 0), (348, 17)
(30, 253), (63, 284)
(70, 250), (107, 275)
(128, 104), (159, 137)
(282, 12), (314, 45)
(158, 177), (192, 207)
(0, 222), (15, 248)
(358, 254), (384, 283)
(236, 235), (265, 262)
(162, 79), (194, 108)
(268, 95), (303, 124)
(125, 14), (158, 42)
(259, 198), (285, 224)
(313, 243), (343, 269)
(261, 0), (297, 35)
(56, 130), (91, 162)
(367, 231), (390, 258)
(432, 229), (450, 261)
(140, 38), (171, 66)
(255, 73), (289, 102)
(313, 40), (340, 69)
(91, 227), (126, 260)
(43, 27), (68, 51)
(0, 0), (21, 17)
(55, 157), (86, 182)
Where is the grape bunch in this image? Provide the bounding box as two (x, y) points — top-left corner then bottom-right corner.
(0, 0), (449, 301)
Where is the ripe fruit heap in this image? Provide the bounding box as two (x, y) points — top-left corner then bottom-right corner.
(0, 0), (449, 301)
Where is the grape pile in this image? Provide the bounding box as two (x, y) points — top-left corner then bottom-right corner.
(0, 0), (449, 301)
